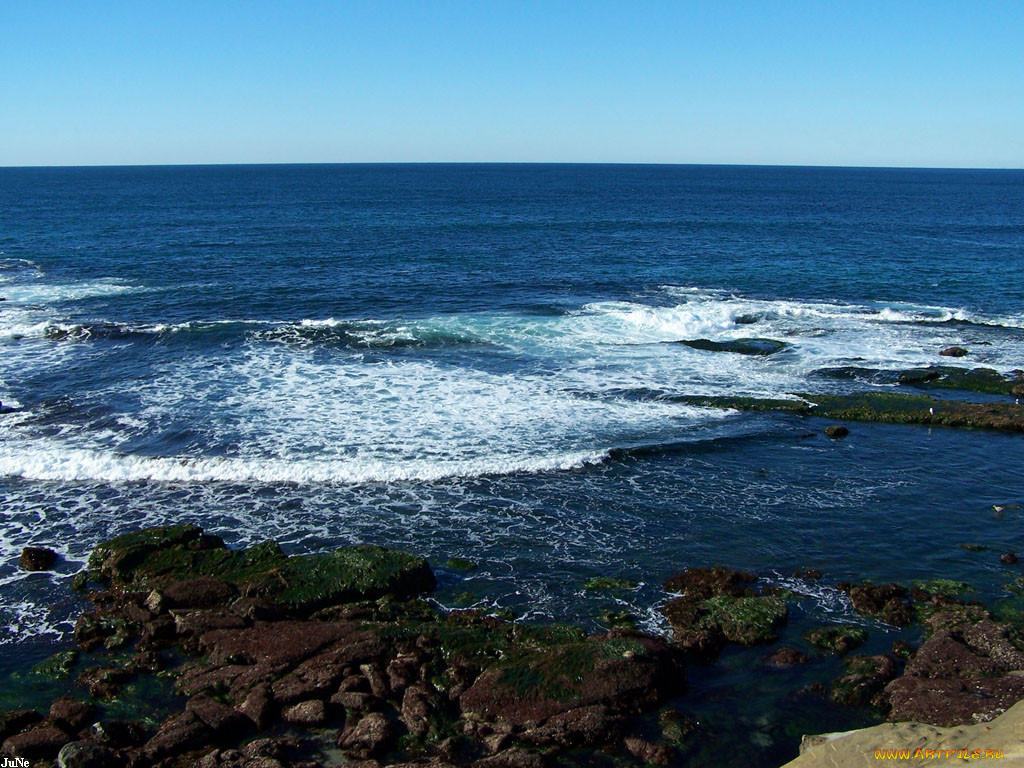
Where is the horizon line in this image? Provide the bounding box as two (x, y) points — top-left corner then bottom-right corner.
(2, 160), (1023, 172)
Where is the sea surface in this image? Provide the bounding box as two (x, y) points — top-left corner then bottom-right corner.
(2, 164), (1024, 765)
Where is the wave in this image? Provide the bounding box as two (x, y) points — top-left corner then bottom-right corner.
(253, 318), (487, 350)
(0, 443), (612, 484)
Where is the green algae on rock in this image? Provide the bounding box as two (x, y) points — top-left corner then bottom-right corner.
(584, 576), (637, 591)
(678, 391), (1024, 432)
(804, 625), (868, 655)
(86, 524), (436, 613)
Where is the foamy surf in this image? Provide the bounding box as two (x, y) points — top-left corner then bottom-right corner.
(0, 443), (612, 484)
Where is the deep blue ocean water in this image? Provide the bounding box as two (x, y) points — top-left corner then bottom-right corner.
(2, 164), (1024, 765)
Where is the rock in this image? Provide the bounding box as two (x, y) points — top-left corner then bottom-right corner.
(659, 708), (696, 743)
(460, 632), (685, 728)
(282, 699), (326, 726)
(237, 683), (276, 730)
(663, 566), (756, 599)
(446, 557), (477, 571)
(823, 425), (849, 439)
(31, 650), (80, 680)
(663, 593), (787, 652)
(624, 735), (673, 766)
(49, 698), (96, 732)
(87, 524), (436, 612)
(331, 691), (384, 712)
(885, 675), (1024, 727)
(164, 576), (239, 609)
(400, 685), (440, 739)
(19, 546), (58, 571)
(473, 747), (545, 768)
(939, 346), (968, 357)
(338, 712), (394, 758)
(90, 720), (146, 748)
(56, 740), (120, 768)
(1000, 552), (1019, 564)
(840, 583), (912, 626)
(0, 710), (43, 742)
(186, 694), (253, 739)
(78, 666), (134, 699)
(804, 625), (868, 655)
(583, 577), (635, 590)
(143, 710), (214, 760)
(521, 705), (626, 747)
(675, 337), (787, 356)
(766, 647), (812, 666)
(829, 654), (899, 707)
(2, 726), (71, 759)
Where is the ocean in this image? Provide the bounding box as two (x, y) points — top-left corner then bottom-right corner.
(2, 163), (1023, 764)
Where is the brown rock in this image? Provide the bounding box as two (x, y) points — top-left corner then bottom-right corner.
(624, 736), (673, 766)
(199, 620), (371, 666)
(823, 425), (849, 439)
(186, 694), (253, 739)
(521, 705), (626, 747)
(359, 663), (390, 698)
(939, 346), (968, 357)
(885, 675), (1024, 727)
(330, 691), (384, 711)
(48, 697), (96, 732)
(163, 576), (239, 609)
(90, 719), (146, 748)
(338, 712), (394, 758)
(78, 666), (134, 699)
(843, 583), (913, 626)
(143, 711), (214, 760)
(173, 609), (248, 636)
(2, 726), (71, 759)
(282, 699), (327, 727)
(472, 747), (546, 768)
(19, 546), (58, 571)
(1001, 552), (1019, 564)
(663, 565), (756, 599)
(237, 683), (277, 730)
(766, 647), (812, 667)
(460, 633), (685, 728)
(400, 685), (439, 738)
(0, 710), (44, 742)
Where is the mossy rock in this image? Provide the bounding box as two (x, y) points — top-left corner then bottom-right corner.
(31, 650), (80, 680)
(86, 525), (435, 612)
(696, 595), (788, 645)
(584, 577), (636, 591)
(445, 557), (477, 571)
(913, 578), (971, 597)
(599, 610), (637, 630)
(677, 391), (1024, 433)
(459, 632), (684, 726)
(804, 625), (868, 655)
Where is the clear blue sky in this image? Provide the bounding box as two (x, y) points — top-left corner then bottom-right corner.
(2, 1), (1022, 167)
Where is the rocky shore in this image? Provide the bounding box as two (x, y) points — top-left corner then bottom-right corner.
(3, 524), (1024, 768)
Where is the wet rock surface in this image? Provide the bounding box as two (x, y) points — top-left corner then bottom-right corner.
(7, 525), (1024, 767)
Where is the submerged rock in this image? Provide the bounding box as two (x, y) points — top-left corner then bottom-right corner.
(823, 425), (849, 438)
(804, 625), (868, 655)
(939, 345), (968, 357)
(674, 337), (787, 356)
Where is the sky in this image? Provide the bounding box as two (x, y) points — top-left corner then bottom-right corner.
(2, 1), (1023, 168)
